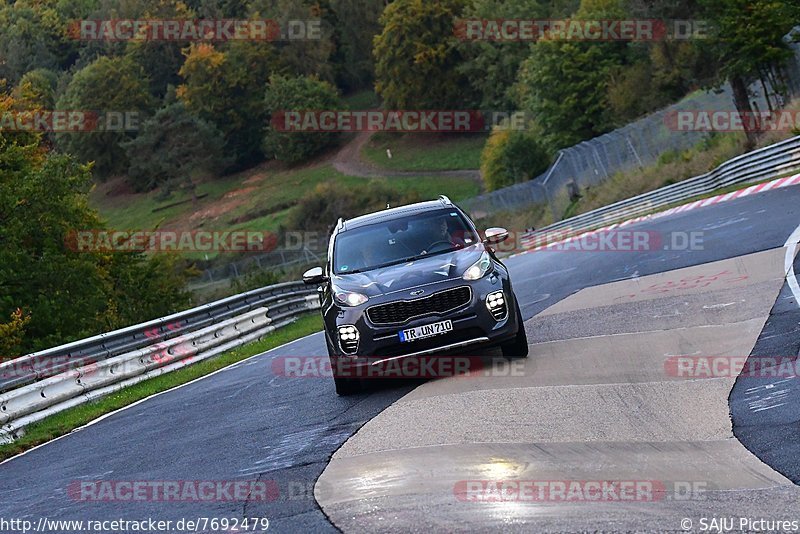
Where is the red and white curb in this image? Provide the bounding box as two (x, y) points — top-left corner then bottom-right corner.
(515, 173), (800, 254)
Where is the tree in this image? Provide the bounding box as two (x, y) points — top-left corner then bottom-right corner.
(603, 38), (717, 125)
(373, 0), (477, 109)
(55, 56), (155, 180)
(1, 95), (189, 354)
(12, 69), (59, 110)
(514, 0), (630, 150)
(0, 1), (76, 83)
(0, 309), (31, 362)
(516, 41), (625, 149)
(248, 0), (337, 82)
(698, 0), (800, 147)
(457, 0), (550, 109)
(124, 103), (228, 193)
(194, 0), (250, 18)
(263, 75), (342, 163)
(125, 40), (186, 99)
(481, 123), (550, 191)
(624, 0), (718, 98)
(330, 0), (385, 92)
(177, 41), (277, 167)
(123, 0), (196, 98)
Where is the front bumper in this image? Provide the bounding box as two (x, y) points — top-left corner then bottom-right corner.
(324, 273), (520, 368)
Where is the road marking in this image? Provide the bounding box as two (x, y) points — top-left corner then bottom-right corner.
(783, 223), (800, 307)
(0, 330), (323, 466)
(702, 302), (737, 309)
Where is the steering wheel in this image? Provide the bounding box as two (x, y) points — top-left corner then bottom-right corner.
(423, 240), (452, 254)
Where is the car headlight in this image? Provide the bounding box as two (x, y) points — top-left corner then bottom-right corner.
(334, 289), (369, 306)
(463, 252), (492, 280)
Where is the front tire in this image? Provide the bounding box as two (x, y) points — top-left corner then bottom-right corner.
(333, 374), (361, 396)
(502, 303), (528, 358)
(327, 338), (362, 395)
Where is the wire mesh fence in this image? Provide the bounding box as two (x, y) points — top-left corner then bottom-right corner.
(188, 247), (323, 290)
(460, 86), (766, 221)
(460, 32), (800, 222)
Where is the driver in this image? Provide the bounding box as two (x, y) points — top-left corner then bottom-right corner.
(432, 215), (466, 249)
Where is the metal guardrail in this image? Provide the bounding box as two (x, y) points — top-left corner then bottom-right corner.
(0, 282), (320, 443)
(0, 281), (312, 393)
(519, 134), (800, 245)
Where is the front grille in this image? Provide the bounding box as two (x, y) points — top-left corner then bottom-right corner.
(367, 286), (472, 325)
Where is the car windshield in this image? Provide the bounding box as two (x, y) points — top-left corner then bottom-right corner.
(333, 209), (479, 274)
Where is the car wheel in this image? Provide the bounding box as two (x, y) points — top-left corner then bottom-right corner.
(327, 338), (362, 395)
(333, 374), (362, 396)
(501, 303), (529, 359)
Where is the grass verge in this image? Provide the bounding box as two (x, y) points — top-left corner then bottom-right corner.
(0, 313), (323, 462)
(91, 164), (481, 246)
(362, 133), (486, 171)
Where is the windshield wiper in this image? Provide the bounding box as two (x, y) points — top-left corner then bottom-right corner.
(378, 255), (427, 268)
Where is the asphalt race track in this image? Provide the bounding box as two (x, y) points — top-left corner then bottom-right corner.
(2, 184), (800, 533)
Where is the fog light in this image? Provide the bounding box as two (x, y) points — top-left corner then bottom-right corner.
(337, 325), (360, 354)
(486, 291), (508, 320)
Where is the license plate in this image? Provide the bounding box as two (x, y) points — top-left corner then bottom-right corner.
(399, 320), (453, 342)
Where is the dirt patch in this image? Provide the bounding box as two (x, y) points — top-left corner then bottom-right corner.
(228, 200), (296, 224)
(243, 172), (268, 185)
(332, 131), (380, 177)
(189, 198), (248, 222)
(223, 186), (257, 199)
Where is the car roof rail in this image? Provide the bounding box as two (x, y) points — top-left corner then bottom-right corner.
(438, 195), (452, 206)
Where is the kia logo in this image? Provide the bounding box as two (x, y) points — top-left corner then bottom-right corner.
(410, 290), (425, 296)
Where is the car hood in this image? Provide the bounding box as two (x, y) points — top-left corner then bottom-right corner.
(332, 244), (485, 297)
